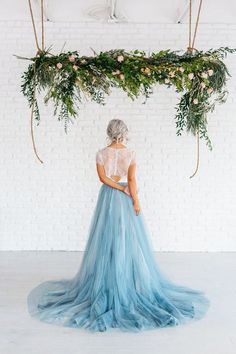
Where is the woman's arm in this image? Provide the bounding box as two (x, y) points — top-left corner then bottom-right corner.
(128, 163), (140, 215)
(96, 163), (125, 192)
(127, 164), (139, 202)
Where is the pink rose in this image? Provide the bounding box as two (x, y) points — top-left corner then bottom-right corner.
(112, 70), (121, 76)
(188, 73), (194, 80)
(114, 70), (120, 75)
(117, 55), (124, 62)
(201, 72), (208, 79)
(69, 55), (76, 62)
(207, 87), (213, 94)
(144, 67), (151, 74)
(56, 63), (62, 69)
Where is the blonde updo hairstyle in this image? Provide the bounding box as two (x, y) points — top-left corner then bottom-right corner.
(106, 119), (129, 145)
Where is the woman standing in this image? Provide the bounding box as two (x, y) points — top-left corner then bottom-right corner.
(27, 119), (210, 332)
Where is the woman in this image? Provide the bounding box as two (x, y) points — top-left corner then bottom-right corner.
(27, 119), (210, 332)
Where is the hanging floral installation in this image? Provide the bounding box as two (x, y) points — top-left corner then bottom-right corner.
(17, 0), (236, 177)
(21, 46), (235, 149)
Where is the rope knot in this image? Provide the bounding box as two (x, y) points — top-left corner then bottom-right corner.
(187, 47), (198, 54)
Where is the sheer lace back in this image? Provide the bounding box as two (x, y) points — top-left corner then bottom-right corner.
(96, 146), (136, 182)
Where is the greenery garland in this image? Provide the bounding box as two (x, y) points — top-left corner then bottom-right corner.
(20, 47), (235, 149)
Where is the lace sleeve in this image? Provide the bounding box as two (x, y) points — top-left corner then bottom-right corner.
(96, 150), (104, 165)
(130, 150), (136, 165)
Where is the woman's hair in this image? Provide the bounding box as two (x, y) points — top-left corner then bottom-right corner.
(106, 119), (129, 143)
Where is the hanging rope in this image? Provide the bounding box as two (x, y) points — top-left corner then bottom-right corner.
(28, 0), (44, 163)
(187, 0), (203, 177)
(187, 0), (203, 54)
(192, 0), (203, 50)
(188, 0), (192, 51)
(30, 64), (44, 164)
(28, 0), (42, 54)
(41, 0), (45, 50)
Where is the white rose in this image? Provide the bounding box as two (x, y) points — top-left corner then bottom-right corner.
(193, 98), (198, 104)
(119, 74), (125, 80)
(69, 55), (76, 62)
(144, 67), (151, 74)
(56, 63), (63, 69)
(179, 67), (185, 72)
(165, 78), (170, 84)
(208, 69), (214, 76)
(117, 55), (124, 63)
(188, 73), (194, 80)
(201, 72), (208, 79)
(200, 82), (206, 89)
(73, 65), (78, 71)
(207, 87), (213, 94)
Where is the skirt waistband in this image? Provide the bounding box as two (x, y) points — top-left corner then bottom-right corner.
(101, 181), (128, 189)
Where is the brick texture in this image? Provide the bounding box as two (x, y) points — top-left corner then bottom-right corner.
(0, 21), (236, 251)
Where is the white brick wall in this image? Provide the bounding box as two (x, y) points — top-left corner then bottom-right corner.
(0, 21), (236, 251)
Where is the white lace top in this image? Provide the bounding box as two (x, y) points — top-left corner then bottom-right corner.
(96, 146), (136, 182)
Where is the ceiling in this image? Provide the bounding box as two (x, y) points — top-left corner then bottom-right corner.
(1, 0), (235, 23)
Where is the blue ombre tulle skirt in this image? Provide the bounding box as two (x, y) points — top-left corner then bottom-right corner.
(27, 182), (210, 332)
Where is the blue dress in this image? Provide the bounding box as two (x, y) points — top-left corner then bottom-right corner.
(27, 178), (210, 332)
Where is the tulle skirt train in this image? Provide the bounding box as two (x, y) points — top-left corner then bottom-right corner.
(27, 182), (210, 332)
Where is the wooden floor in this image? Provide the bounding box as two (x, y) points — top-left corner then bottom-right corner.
(1, 251), (235, 354)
